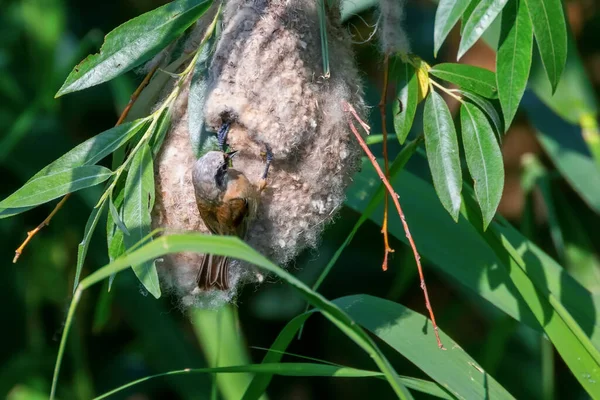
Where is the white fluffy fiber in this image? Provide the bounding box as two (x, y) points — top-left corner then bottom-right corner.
(153, 0), (365, 308)
(378, 0), (411, 54)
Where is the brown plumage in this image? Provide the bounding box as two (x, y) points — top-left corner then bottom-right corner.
(192, 151), (259, 290)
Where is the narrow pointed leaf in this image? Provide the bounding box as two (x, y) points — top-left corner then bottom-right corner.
(75, 199), (108, 292)
(335, 295), (516, 399)
(56, 0), (212, 96)
(107, 186), (126, 290)
(497, 0), (533, 128)
(188, 36), (217, 157)
(523, 0), (567, 92)
(0, 120), (146, 219)
(423, 91), (462, 220)
(35, 119), (148, 178)
(460, 0), (480, 34)
(391, 59), (419, 144)
(524, 95), (600, 214)
(434, 0), (472, 57)
(430, 63), (497, 98)
(56, 234), (415, 400)
(458, 0), (509, 59)
(0, 166), (112, 209)
(150, 107), (172, 157)
(530, 33), (596, 124)
(347, 162), (600, 349)
(109, 197), (130, 236)
(459, 90), (504, 136)
(123, 144), (160, 298)
(460, 102), (504, 229)
(96, 363), (449, 400)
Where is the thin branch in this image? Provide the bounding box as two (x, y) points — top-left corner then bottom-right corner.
(13, 66), (159, 263)
(13, 194), (71, 263)
(378, 53), (394, 271)
(342, 100), (445, 350)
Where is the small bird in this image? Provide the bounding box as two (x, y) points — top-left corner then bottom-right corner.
(192, 150), (259, 290)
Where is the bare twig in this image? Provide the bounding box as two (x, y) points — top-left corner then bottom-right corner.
(342, 100), (445, 349)
(378, 53), (394, 271)
(13, 66), (159, 263)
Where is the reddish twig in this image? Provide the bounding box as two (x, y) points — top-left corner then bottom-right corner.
(13, 194), (71, 263)
(13, 66), (159, 263)
(342, 100), (445, 349)
(378, 53), (394, 271)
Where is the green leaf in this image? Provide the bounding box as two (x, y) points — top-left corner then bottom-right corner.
(74, 199), (108, 293)
(459, 90), (504, 136)
(335, 295), (516, 399)
(346, 161), (600, 350)
(496, 0), (533, 128)
(433, 0), (472, 57)
(56, 0), (212, 96)
(391, 60), (419, 144)
(430, 63), (497, 98)
(524, 95), (600, 214)
(53, 234), (415, 400)
(122, 143), (160, 298)
(107, 186), (126, 290)
(36, 120), (148, 177)
(108, 197), (130, 236)
(458, 0), (509, 59)
(460, 0), (480, 35)
(0, 120), (146, 219)
(523, 0), (567, 92)
(553, 191), (600, 292)
(188, 36), (216, 157)
(191, 306), (256, 400)
(529, 34), (597, 125)
(149, 107), (172, 157)
(460, 102), (504, 229)
(243, 312), (453, 400)
(95, 362), (450, 400)
(423, 91), (462, 221)
(462, 202), (600, 398)
(318, 0), (330, 79)
(242, 313), (313, 400)
(0, 166), (112, 209)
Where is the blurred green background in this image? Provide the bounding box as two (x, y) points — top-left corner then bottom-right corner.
(2, 0), (600, 399)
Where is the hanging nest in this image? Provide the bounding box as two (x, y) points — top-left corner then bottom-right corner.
(152, 0), (366, 308)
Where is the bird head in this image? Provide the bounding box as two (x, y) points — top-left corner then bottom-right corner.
(192, 151), (233, 203)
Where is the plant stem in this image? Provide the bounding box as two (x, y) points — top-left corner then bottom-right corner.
(378, 53), (394, 271)
(343, 101), (445, 349)
(12, 65), (159, 263)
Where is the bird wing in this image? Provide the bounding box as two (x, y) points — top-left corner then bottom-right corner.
(216, 198), (250, 238)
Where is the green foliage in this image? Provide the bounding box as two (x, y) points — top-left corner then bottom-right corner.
(496, 0), (533, 128)
(433, 0), (473, 57)
(391, 59), (419, 145)
(458, 0), (509, 59)
(2, 0), (598, 399)
(523, 0), (567, 92)
(423, 91), (462, 221)
(56, 0), (212, 96)
(460, 102), (504, 229)
(429, 63), (498, 98)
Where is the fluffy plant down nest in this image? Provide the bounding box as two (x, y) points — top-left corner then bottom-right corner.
(152, 0), (366, 308)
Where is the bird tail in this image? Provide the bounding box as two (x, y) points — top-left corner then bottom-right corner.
(196, 254), (230, 290)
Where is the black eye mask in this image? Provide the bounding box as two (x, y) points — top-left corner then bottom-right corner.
(215, 162), (228, 189)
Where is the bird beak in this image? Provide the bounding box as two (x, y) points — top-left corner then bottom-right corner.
(226, 150), (238, 159)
